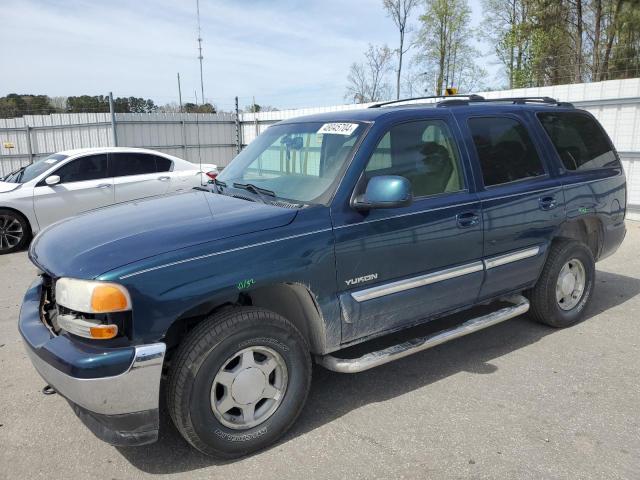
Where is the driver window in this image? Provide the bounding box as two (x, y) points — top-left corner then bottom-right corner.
(364, 120), (464, 198)
(53, 154), (109, 184)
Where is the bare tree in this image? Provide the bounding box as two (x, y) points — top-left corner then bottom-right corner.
(383, 0), (420, 99)
(345, 44), (394, 103)
(48, 96), (68, 111)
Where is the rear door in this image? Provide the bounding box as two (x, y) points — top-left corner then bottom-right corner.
(33, 153), (114, 228)
(332, 117), (484, 343)
(458, 112), (565, 300)
(110, 152), (172, 203)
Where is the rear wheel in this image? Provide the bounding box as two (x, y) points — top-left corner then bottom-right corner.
(0, 209), (30, 254)
(528, 240), (595, 328)
(167, 307), (311, 458)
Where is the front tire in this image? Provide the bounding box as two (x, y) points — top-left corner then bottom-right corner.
(0, 209), (30, 254)
(528, 240), (595, 328)
(167, 307), (312, 458)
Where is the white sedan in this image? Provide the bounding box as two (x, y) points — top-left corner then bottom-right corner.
(0, 147), (218, 254)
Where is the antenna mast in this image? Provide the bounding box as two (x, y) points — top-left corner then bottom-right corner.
(196, 0), (205, 105)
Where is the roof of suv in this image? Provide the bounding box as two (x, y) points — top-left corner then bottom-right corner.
(279, 101), (580, 125)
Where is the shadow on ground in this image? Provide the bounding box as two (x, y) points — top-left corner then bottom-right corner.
(116, 270), (640, 474)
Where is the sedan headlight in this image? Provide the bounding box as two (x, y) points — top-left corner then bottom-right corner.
(55, 278), (132, 314)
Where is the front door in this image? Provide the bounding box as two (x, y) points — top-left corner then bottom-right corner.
(332, 118), (484, 343)
(460, 113), (565, 300)
(33, 153), (114, 228)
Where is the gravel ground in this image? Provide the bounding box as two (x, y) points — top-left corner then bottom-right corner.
(1, 222), (639, 480)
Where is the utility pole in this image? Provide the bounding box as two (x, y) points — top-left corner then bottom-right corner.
(196, 0), (205, 105)
(177, 73), (183, 113)
(108, 91), (118, 146)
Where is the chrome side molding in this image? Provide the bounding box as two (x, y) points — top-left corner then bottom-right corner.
(317, 295), (530, 373)
(351, 261), (484, 303)
(349, 246), (542, 303)
(484, 246), (540, 270)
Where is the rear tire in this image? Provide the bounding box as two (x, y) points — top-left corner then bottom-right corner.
(167, 307), (312, 458)
(0, 209), (30, 254)
(528, 239), (595, 328)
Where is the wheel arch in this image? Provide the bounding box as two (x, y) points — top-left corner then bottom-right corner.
(555, 216), (603, 260)
(164, 282), (329, 356)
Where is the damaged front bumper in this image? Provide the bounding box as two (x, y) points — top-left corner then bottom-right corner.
(19, 277), (166, 446)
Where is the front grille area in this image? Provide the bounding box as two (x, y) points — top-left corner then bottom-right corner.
(40, 274), (60, 334)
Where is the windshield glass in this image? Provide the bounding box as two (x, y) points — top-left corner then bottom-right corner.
(218, 122), (366, 205)
(2, 154), (68, 183)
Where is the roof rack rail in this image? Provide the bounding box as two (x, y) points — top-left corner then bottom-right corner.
(368, 94), (485, 108)
(437, 96), (574, 108)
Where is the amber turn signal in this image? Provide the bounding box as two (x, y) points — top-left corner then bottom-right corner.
(89, 324), (119, 340)
(91, 285), (130, 313)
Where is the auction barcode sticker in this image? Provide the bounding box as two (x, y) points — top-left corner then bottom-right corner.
(317, 123), (359, 136)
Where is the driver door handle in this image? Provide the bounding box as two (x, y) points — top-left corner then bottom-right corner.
(96, 183), (112, 189)
(158, 176), (171, 181)
(539, 196), (557, 211)
(456, 211), (480, 228)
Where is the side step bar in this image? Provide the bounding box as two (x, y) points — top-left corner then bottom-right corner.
(317, 295), (530, 373)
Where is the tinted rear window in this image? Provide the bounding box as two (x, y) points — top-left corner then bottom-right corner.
(468, 117), (545, 187)
(111, 153), (160, 176)
(537, 112), (619, 171)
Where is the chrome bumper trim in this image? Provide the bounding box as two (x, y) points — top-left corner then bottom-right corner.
(26, 343), (166, 416)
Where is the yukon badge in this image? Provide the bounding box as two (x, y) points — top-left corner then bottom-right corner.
(345, 273), (378, 286)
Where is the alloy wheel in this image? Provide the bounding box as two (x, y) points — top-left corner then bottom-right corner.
(555, 258), (587, 311)
(210, 346), (288, 430)
(0, 214), (24, 251)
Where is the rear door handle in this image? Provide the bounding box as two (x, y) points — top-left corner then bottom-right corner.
(456, 211), (480, 228)
(539, 196), (557, 211)
(158, 176), (171, 181)
(96, 183), (112, 189)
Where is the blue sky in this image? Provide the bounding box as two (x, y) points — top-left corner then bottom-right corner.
(1, 0), (500, 110)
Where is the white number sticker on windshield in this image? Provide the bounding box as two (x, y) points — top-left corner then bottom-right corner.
(317, 123), (359, 136)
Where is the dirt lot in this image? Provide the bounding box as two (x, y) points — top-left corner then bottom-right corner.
(1, 223), (639, 480)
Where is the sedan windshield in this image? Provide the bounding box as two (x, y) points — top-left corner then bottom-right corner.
(217, 122), (366, 205)
(2, 154), (68, 183)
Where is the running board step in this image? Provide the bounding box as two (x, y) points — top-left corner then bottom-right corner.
(316, 294), (530, 373)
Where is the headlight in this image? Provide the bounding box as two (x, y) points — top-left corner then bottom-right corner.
(55, 278), (132, 314)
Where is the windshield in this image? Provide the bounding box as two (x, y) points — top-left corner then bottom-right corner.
(2, 154), (68, 183)
(218, 122), (367, 205)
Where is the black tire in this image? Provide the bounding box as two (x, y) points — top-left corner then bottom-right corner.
(0, 208), (31, 254)
(528, 239), (595, 328)
(167, 307), (312, 458)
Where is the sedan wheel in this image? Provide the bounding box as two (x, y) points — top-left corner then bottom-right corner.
(0, 212), (28, 253)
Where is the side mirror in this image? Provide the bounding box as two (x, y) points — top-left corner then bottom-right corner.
(353, 175), (412, 210)
(45, 175), (60, 186)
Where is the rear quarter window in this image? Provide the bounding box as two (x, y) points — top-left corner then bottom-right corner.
(537, 112), (620, 171)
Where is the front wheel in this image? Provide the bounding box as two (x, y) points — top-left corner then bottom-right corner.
(0, 209), (30, 254)
(167, 307), (312, 458)
(528, 240), (596, 328)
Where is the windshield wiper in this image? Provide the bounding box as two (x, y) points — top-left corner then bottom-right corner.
(4, 166), (26, 183)
(233, 182), (276, 204)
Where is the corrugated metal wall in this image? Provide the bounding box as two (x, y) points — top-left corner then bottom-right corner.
(0, 112), (237, 175)
(1, 78), (639, 215)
